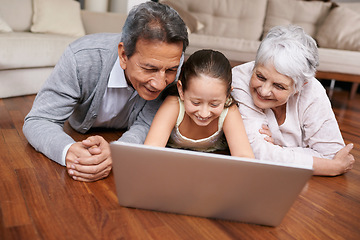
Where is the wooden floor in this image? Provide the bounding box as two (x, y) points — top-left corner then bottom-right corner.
(1, 88), (359, 240)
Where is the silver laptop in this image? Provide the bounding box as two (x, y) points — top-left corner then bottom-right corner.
(110, 142), (313, 227)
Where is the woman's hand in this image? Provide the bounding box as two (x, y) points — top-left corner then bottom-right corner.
(332, 143), (355, 175)
(259, 124), (275, 144)
(313, 143), (355, 176)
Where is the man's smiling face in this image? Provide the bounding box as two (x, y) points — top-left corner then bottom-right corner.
(118, 38), (183, 100)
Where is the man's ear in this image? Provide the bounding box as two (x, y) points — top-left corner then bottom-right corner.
(177, 81), (184, 100)
(118, 42), (127, 70)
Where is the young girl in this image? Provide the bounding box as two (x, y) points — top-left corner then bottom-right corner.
(144, 49), (254, 158)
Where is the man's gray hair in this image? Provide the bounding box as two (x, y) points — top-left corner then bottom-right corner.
(121, 1), (189, 58)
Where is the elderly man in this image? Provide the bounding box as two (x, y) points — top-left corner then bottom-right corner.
(23, 1), (189, 182)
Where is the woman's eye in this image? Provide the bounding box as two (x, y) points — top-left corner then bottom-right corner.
(274, 83), (285, 90)
(210, 103), (220, 107)
(191, 101), (200, 106)
(256, 74), (266, 81)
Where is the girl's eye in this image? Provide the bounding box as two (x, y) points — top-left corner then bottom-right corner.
(210, 103), (220, 107)
(191, 101), (200, 106)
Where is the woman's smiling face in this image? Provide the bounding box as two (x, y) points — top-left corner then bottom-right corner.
(250, 63), (295, 110)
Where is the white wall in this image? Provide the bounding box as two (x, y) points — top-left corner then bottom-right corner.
(109, 0), (148, 14)
(84, 0), (108, 12)
(84, 0), (148, 13)
(334, 0), (360, 2)
(127, 0), (148, 12)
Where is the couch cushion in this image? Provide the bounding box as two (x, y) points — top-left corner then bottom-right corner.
(263, 0), (332, 38)
(0, 68), (54, 98)
(80, 10), (127, 35)
(165, 0), (267, 41)
(0, 15), (12, 33)
(316, 6), (360, 51)
(318, 48), (360, 76)
(0, 0), (33, 31)
(160, 0), (204, 33)
(186, 34), (260, 63)
(0, 32), (75, 70)
(31, 0), (85, 37)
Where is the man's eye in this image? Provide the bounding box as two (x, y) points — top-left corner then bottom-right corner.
(166, 69), (177, 73)
(141, 66), (157, 72)
(144, 68), (157, 72)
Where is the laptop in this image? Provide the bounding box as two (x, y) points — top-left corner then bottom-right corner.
(110, 142), (313, 227)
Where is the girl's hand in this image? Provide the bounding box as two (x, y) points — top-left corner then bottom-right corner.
(259, 124), (275, 144)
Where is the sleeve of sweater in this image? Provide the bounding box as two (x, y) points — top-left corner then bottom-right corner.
(23, 46), (80, 166)
(298, 79), (345, 159)
(118, 96), (163, 144)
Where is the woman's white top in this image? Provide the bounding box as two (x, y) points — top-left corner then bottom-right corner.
(231, 61), (345, 169)
(167, 97), (228, 152)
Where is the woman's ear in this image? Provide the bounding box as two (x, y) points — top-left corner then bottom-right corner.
(177, 81), (185, 100)
(118, 42), (127, 70)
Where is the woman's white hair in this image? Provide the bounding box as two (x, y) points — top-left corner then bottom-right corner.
(255, 25), (319, 92)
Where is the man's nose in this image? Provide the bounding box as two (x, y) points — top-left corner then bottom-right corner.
(150, 71), (167, 90)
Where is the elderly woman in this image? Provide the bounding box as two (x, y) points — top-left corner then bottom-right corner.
(231, 25), (355, 176)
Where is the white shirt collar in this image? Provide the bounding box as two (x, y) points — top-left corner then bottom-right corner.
(108, 57), (129, 88)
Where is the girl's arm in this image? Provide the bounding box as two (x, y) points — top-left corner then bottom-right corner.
(144, 96), (179, 147)
(223, 105), (255, 159)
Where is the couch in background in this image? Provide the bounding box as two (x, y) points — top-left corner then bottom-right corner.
(1, 0), (359, 99)
(161, 0), (360, 99)
(0, 0), (127, 98)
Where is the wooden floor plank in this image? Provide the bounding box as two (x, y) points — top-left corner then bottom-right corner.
(1, 89), (360, 239)
(15, 168), (96, 240)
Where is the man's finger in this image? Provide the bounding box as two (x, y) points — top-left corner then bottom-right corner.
(68, 165), (112, 182)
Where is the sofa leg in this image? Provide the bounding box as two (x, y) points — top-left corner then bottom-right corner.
(328, 79), (336, 99)
(350, 83), (359, 99)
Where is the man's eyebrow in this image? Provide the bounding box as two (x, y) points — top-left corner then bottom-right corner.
(140, 63), (179, 70)
(139, 63), (157, 68)
(169, 65), (179, 70)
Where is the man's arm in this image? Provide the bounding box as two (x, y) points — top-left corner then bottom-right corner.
(23, 46), (81, 165)
(119, 94), (164, 144)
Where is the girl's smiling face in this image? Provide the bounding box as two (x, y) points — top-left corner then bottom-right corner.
(178, 74), (228, 127)
(250, 63), (295, 110)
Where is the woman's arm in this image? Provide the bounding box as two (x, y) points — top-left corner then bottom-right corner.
(231, 63), (341, 171)
(259, 125), (355, 176)
(223, 105), (255, 158)
(313, 143), (355, 176)
(144, 96), (179, 147)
